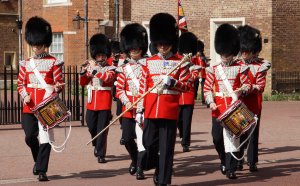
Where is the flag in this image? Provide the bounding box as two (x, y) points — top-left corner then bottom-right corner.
(178, 0), (188, 32)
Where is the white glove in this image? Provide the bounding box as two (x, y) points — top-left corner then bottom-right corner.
(135, 113), (144, 124)
(162, 75), (171, 87)
(199, 78), (202, 82)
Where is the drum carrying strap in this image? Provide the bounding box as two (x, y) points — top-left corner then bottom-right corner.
(29, 58), (71, 153)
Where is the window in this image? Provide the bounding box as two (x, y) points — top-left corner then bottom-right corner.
(49, 33), (64, 61)
(4, 51), (16, 69)
(46, 0), (67, 4)
(209, 18), (245, 66)
(43, 0), (72, 7)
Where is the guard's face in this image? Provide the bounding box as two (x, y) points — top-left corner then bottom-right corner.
(95, 54), (107, 62)
(221, 54), (234, 63)
(157, 43), (172, 56)
(129, 48), (142, 60)
(32, 45), (45, 55)
(241, 52), (254, 60)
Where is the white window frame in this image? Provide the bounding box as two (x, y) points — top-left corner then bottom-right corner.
(49, 33), (64, 61)
(210, 17), (245, 66)
(43, 0), (72, 7)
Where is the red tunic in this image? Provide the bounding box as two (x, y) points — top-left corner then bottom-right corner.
(137, 53), (190, 120)
(203, 60), (251, 118)
(241, 58), (271, 115)
(177, 55), (201, 105)
(115, 59), (145, 118)
(80, 63), (116, 110)
(17, 55), (64, 113)
(198, 56), (207, 79)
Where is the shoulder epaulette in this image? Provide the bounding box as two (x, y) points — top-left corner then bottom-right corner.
(54, 59), (64, 66)
(258, 59), (271, 72)
(205, 66), (214, 74)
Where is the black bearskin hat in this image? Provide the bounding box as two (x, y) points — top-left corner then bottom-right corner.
(197, 40), (204, 54)
(150, 13), (179, 54)
(238, 25), (262, 54)
(178, 32), (198, 56)
(25, 16), (52, 47)
(120, 23), (148, 56)
(89, 33), (111, 59)
(149, 42), (158, 56)
(111, 40), (121, 54)
(215, 23), (240, 56)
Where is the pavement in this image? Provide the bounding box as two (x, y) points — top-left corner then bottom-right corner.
(0, 101), (300, 186)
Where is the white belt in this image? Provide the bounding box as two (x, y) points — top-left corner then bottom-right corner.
(90, 86), (111, 91)
(150, 88), (179, 95)
(27, 83), (44, 89)
(215, 92), (230, 97)
(126, 91), (138, 96)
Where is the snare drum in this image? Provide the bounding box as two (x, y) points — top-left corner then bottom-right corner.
(31, 94), (71, 129)
(217, 100), (255, 138)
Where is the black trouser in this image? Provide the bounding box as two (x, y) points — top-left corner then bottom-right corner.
(194, 78), (200, 100)
(121, 118), (138, 165)
(239, 115), (261, 164)
(212, 117), (237, 172)
(177, 105), (194, 147)
(116, 98), (123, 126)
(143, 119), (177, 185)
(22, 114), (51, 173)
(86, 109), (110, 158)
(200, 78), (206, 103)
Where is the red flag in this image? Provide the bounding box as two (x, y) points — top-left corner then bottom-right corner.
(178, 0), (188, 32)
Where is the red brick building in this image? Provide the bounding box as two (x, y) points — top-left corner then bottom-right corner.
(1, 0), (300, 93)
(0, 0), (19, 72)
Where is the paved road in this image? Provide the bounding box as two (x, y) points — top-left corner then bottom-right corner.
(0, 101), (300, 186)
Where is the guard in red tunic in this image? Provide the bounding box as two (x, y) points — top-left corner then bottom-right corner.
(196, 40), (210, 104)
(203, 24), (251, 179)
(238, 25), (271, 172)
(17, 16), (64, 181)
(176, 32), (201, 152)
(116, 23), (148, 180)
(136, 13), (190, 185)
(80, 33), (116, 163)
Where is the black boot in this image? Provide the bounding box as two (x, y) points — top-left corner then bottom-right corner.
(226, 171), (237, 179)
(153, 168), (159, 185)
(33, 163), (38, 175)
(249, 163), (258, 172)
(129, 162), (137, 175)
(136, 167), (145, 180)
(220, 164), (226, 175)
(38, 172), (49, 181)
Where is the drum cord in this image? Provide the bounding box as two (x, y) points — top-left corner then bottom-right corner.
(45, 120), (72, 153)
(229, 115), (258, 161)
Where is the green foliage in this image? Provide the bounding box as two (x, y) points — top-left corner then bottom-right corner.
(263, 90), (300, 101)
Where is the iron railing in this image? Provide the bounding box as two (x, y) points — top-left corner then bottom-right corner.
(0, 65), (85, 125)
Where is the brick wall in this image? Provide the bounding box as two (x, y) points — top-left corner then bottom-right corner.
(22, 0), (106, 66)
(272, 0), (300, 72)
(0, 0), (19, 72)
(129, 0), (273, 93)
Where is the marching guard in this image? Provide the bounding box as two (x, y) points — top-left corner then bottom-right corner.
(176, 32), (201, 152)
(80, 33), (116, 163)
(238, 25), (271, 172)
(136, 13), (190, 185)
(116, 23), (148, 180)
(17, 16), (64, 181)
(203, 24), (251, 179)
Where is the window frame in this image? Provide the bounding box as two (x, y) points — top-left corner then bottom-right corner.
(3, 51), (16, 70)
(49, 33), (64, 61)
